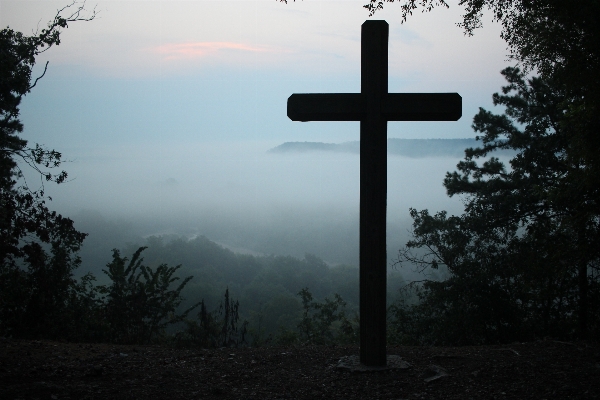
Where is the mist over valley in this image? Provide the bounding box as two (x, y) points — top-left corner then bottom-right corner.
(40, 139), (469, 279)
(29, 138), (466, 337)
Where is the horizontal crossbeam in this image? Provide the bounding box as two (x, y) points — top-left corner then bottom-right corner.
(384, 93), (462, 121)
(287, 93), (461, 122)
(288, 94), (365, 121)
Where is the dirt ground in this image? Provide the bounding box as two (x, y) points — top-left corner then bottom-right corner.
(1, 338), (599, 399)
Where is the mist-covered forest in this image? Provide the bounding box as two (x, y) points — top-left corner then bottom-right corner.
(70, 212), (399, 332)
(2, 1), (600, 351)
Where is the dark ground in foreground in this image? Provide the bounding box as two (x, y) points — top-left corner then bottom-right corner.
(1, 338), (599, 399)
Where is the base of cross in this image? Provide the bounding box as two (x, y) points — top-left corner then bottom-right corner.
(336, 355), (411, 372)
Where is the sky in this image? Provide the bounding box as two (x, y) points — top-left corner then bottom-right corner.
(0, 0), (513, 264)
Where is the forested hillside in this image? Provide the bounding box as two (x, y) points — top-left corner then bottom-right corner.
(118, 234), (407, 340)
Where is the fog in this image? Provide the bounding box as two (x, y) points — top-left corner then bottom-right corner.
(5, 0), (510, 284)
(37, 140), (466, 272)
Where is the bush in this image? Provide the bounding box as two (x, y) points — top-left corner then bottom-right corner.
(99, 247), (198, 344)
(297, 287), (357, 345)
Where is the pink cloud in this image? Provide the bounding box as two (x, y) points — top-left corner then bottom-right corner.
(155, 42), (272, 60)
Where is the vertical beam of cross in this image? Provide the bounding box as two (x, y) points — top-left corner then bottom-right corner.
(287, 20), (461, 367)
(360, 21), (388, 367)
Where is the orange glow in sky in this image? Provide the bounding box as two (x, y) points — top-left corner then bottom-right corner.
(155, 42), (273, 60)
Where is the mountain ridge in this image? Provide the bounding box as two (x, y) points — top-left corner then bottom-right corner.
(269, 138), (482, 158)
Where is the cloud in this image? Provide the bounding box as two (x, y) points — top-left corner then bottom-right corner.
(154, 41), (273, 60)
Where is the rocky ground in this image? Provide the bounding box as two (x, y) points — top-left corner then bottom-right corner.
(1, 338), (599, 399)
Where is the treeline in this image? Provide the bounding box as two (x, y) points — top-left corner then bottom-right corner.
(0, 236), (364, 345)
(119, 235), (405, 344)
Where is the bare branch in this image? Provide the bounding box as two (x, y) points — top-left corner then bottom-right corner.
(28, 61), (49, 91)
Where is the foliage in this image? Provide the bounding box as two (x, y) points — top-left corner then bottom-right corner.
(0, 241), (86, 339)
(0, 3), (97, 339)
(296, 287), (357, 345)
(1, 239), (215, 345)
(178, 287), (248, 348)
(99, 247), (199, 344)
(63, 271), (107, 342)
(390, 67), (600, 344)
(387, 286), (432, 346)
(120, 235), (363, 347)
(0, 1), (94, 268)
(120, 235), (360, 338)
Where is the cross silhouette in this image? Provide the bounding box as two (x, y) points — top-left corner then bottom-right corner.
(287, 20), (461, 367)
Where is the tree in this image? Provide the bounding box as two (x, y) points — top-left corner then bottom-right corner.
(393, 67), (599, 344)
(0, 2), (96, 338)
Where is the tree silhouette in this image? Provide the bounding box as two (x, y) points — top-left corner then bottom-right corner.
(393, 67), (599, 344)
(0, 2), (96, 338)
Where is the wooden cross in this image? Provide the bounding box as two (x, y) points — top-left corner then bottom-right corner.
(287, 20), (461, 367)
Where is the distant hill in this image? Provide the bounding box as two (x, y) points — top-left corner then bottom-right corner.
(269, 138), (483, 158)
